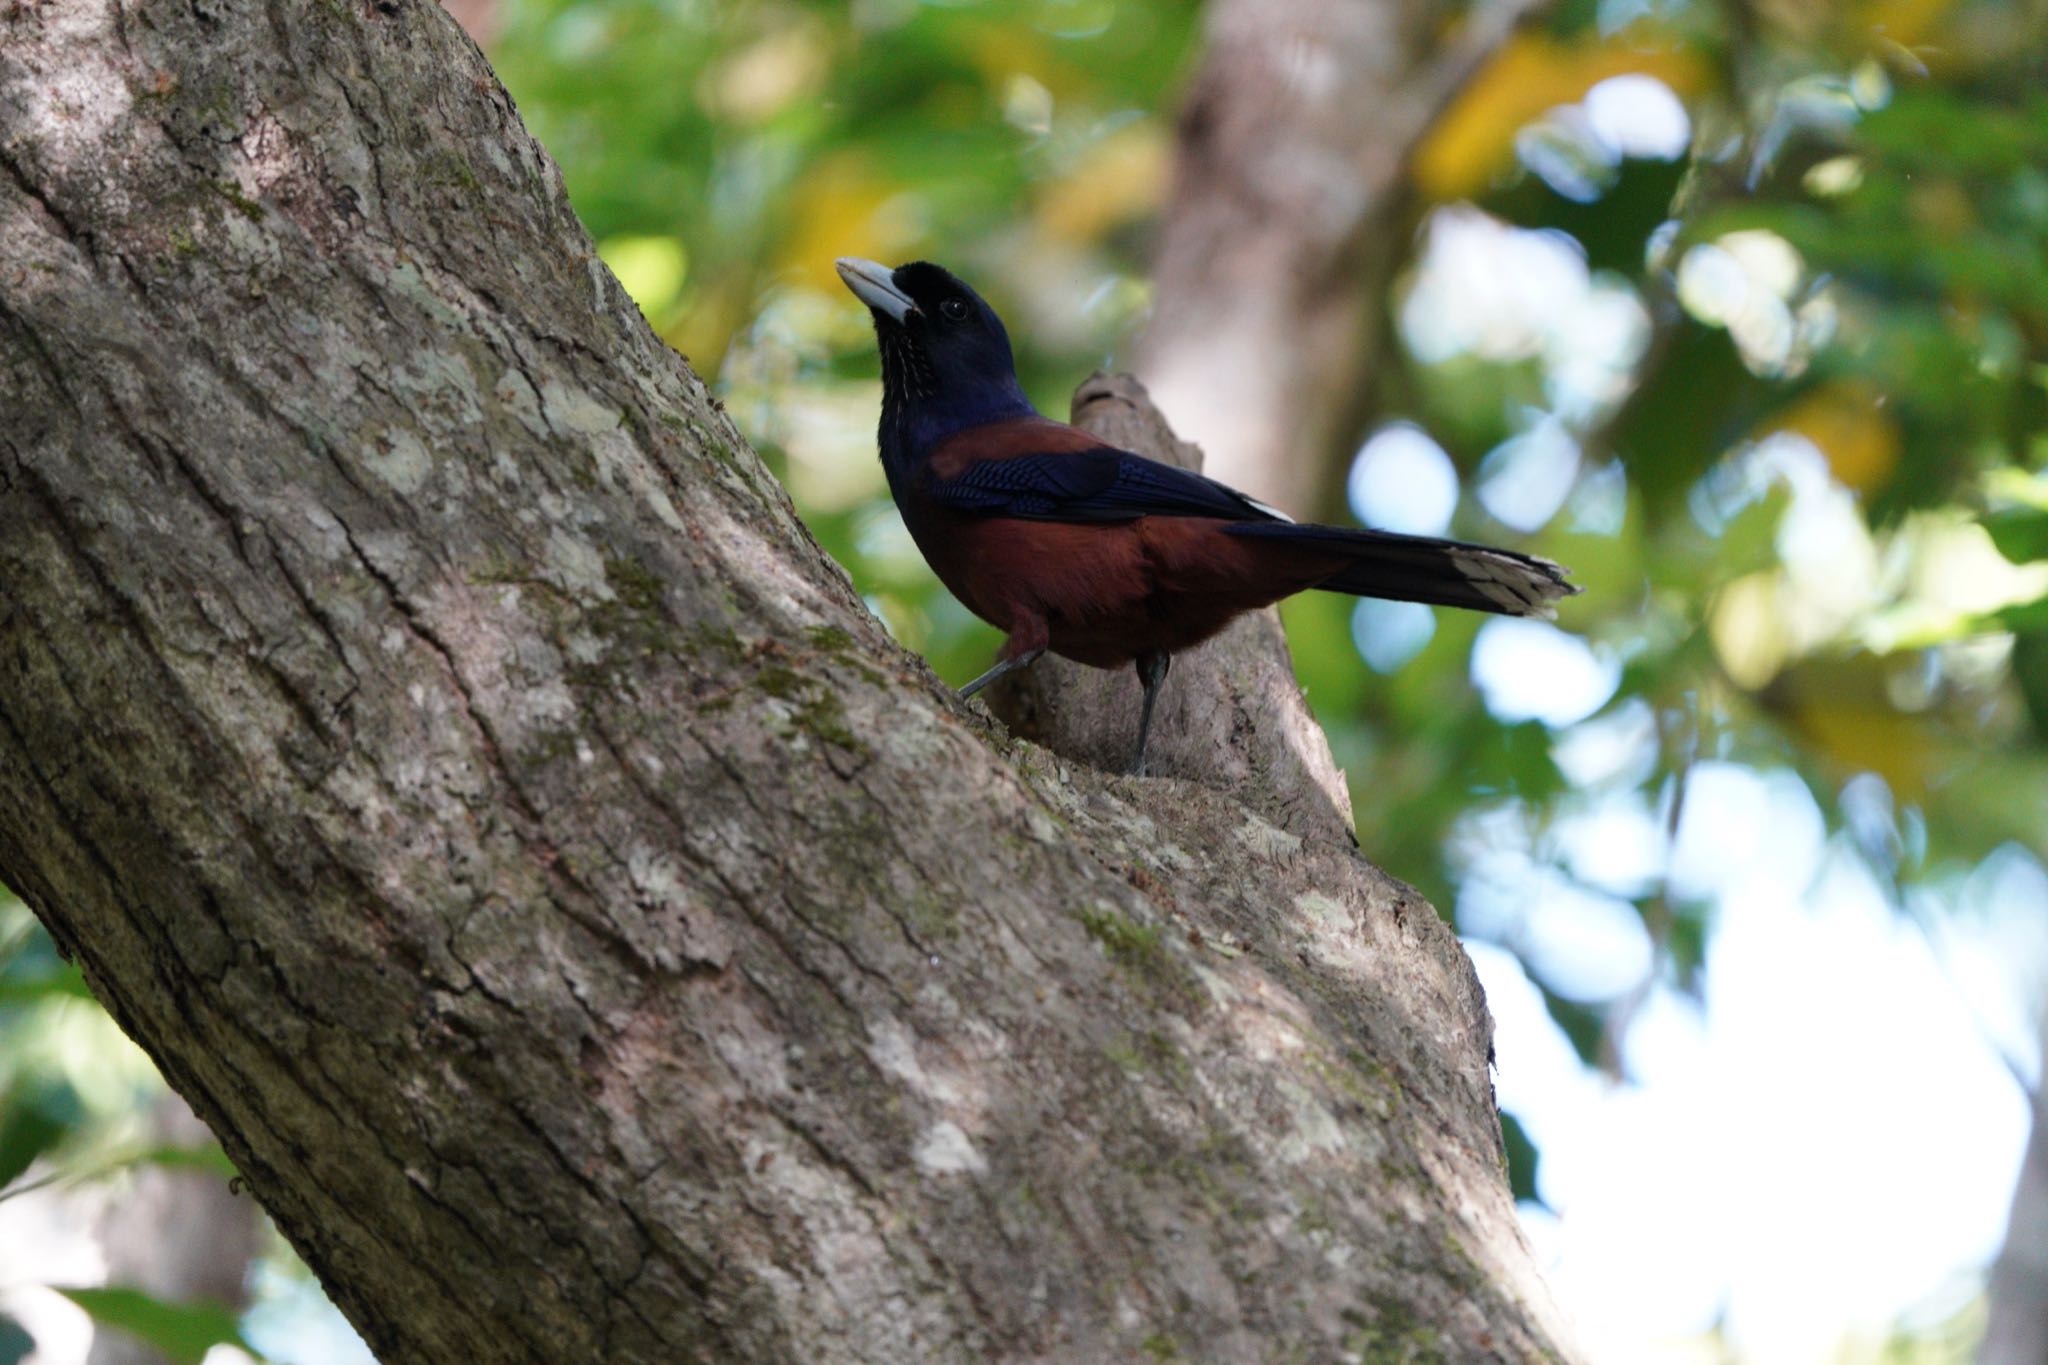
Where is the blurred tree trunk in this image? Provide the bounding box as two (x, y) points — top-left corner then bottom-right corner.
(87, 1096), (260, 1365)
(0, 2), (1570, 1361)
(1983, 1032), (2048, 1365)
(436, 0), (500, 47)
(1137, 0), (1542, 516)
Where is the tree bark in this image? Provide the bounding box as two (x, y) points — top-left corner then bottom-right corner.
(1136, 0), (1543, 517)
(0, 2), (1571, 1361)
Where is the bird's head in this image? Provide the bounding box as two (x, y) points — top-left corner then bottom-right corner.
(836, 257), (1035, 468)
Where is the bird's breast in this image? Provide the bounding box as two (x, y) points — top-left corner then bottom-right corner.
(900, 508), (1301, 667)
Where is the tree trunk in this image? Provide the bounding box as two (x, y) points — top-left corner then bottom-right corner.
(0, 2), (1571, 1360)
(1982, 1028), (2048, 1365)
(1136, 0), (1543, 516)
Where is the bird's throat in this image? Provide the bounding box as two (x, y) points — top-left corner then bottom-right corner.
(875, 327), (1032, 478)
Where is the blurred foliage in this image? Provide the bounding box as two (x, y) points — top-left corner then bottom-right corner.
(51, 1288), (254, 1365)
(4, 0), (2047, 1358)
(1381, 26), (2048, 1350)
(0, 896), (324, 1362)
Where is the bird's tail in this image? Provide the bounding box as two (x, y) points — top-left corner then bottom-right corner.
(1225, 522), (1579, 620)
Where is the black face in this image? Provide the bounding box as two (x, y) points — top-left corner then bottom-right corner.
(889, 261), (992, 329)
(902, 265), (1016, 405)
(838, 258), (1022, 395)
(837, 257), (1036, 464)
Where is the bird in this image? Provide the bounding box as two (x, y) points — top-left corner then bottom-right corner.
(836, 256), (1581, 775)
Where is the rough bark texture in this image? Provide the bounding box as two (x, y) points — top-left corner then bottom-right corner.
(0, 3), (1570, 1361)
(1136, 0), (1544, 516)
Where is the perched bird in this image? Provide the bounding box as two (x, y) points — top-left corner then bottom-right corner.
(837, 257), (1580, 774)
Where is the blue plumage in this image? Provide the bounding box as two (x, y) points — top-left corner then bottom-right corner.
(925, 449), (1286, 525)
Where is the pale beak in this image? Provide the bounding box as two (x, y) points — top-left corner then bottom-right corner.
(835, 257), (917, 322)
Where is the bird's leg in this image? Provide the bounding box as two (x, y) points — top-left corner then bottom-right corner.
(1130, 650), (1172, 776)
(961, 620), (1048, 699)
(959, 647), (1044, 698)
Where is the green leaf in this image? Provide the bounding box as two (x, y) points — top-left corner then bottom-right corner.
(2010, 631), (2048, 739)
(0, 1143), (238, 1208)
(51, 1287), (253, 1365)
(128, 1142), (238, 1178)
(1983, 507), (2048, 565)
(1712, 485), (1792, 580)
(1665, 903), (1710, 995)
(0, 1081), (82, 1190)
(0, 1312), (32, 1365)
(1539, 989), (1606, 1068)
(0, 962), (94, 1005)
(1605, 319), (1764, 524)
(1989, 598), (2048, 633)
(1499, 1110), (1545, 1207)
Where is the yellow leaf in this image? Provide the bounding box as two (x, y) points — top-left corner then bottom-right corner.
(1037, 122), (1168, 243)
(1415, 34), (1709, 201)
(667, 272), (752, 382)
(776, 152), (924, 294)
(1786, 694), (1931, 797)
(1766, 381), (1901, 493)
(1769, 658), (1935, 798)
(1710, 571), (1792, 691)
(1858, 0), (1957, 50)
(960, 22), (1067, 99)
(1906, 178), (1976, 241)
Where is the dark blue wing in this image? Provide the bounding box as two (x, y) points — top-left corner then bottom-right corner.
(925, 448), (1287, 524)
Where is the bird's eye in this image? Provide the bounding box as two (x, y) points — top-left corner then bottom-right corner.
(940, 298), (969, 320)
